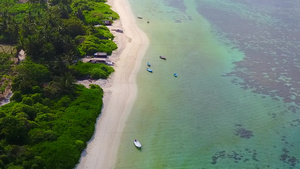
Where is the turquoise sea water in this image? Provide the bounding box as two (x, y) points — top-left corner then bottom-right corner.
(115, 0), (300, 168)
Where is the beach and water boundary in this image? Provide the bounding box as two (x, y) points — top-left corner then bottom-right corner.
(78, 0), (300, 168)
(76, 0), (149, 168)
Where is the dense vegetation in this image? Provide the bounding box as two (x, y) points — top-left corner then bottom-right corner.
(0, 0), (119, 168)
(70, 61), (114, 79)
(1, 84), (103, 168)
(0, 51), (14, 94)
(76, 34), (117, 56)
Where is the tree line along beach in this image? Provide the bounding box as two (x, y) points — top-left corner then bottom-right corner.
(0, 0), (148, 168)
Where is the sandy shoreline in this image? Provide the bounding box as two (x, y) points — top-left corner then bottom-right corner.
(76, 0), (149, 168)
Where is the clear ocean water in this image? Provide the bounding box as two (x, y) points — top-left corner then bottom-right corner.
(115, 0), (300, 168)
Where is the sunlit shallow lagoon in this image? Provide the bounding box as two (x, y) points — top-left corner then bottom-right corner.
(115, 0), (300, 168)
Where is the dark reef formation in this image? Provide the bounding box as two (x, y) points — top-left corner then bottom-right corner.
(234, 124), (254, 139)
(211, 149), (259, 165)
(280, 148), (299, 167)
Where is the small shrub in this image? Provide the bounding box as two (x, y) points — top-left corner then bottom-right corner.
(32, 86), (41, 93)
(31, 93), (42, 104)
(75, 140), (85, 150)
(22, 97), (33, 106)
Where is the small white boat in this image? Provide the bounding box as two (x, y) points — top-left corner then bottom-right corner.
(134, 139), (142, 148)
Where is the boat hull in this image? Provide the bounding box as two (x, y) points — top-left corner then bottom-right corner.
(159, 56), (166, 60)
(134, 140), (142, 148)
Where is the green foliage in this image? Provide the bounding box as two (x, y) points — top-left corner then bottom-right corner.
(43, 73), (76, 99)
(32, 86), (41, 93)
(1, 144), (32, 168)
(70, 61), (114, 79)
(0, 111), (6, 118)
(0, 53), (14, 77)
(89, 67), (108, 79)
(16, 9), (79, 63)
(15, 112), (29, 119)
(43, 130), (57, 141)
(91, 26), (114, 40)
(0, 116), (30, 145)
(0, 52), (14, 95)
(30, 156), (44, 169)
(10, 91), (22, 102)
(54, 95), (72, 108)
(0, 85), (104, 168)
(51, 85), (103, 141)
(72, 0), (119, 25)
(43, 81), (60, 99)
(12, 60), (49, 93)
(42, 98), (51, 107)
(33, 137), (79, 169)
(28, 128), (46, 144)
(0, 0), (118, 167)
(76, 35), (117, 56)
(29, 129), (57, 144)
(7, 164), (24, 169)
(0, 1), (32, 44)
(0, 101), (16, 113)
(16, 60), (50, 81)
(33, 103), (51, 115)
(31, 85), (103, 168)
(89, 84), (100, 89)
(31, 93), (42, 104)
(22, 97), (33, 106)
(50, 2), (72, 19)
(75, 140), (84, 150)
(62, 17), (87, 38)
(35, 113), (55, 123)
(11, 103), (37, 121)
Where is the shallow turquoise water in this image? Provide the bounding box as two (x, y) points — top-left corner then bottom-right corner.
(115, 0), (300, 168)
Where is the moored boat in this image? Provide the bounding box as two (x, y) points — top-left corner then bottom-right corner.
(159, 56), (166, 60)
(174, 73), (178, 77)
(147, 68), (153, 73)
(147, 62), (151, 67)
(134, 139), (142, 148)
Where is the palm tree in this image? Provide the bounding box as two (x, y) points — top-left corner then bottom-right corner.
(57, 72), (76, 94)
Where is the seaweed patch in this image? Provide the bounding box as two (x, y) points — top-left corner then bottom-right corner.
(211, 149), (259, 165)
(280, 148), (299, 167)
(288, 119), (300, 127)
(235, 127), (254, 139)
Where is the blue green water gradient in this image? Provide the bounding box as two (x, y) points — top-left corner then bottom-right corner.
(115, 0), (300, 168)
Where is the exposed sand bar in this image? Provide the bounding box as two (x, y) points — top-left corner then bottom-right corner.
(75, 0), (149, 168)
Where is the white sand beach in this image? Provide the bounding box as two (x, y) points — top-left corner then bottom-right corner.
(76, 0), (149, 168)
